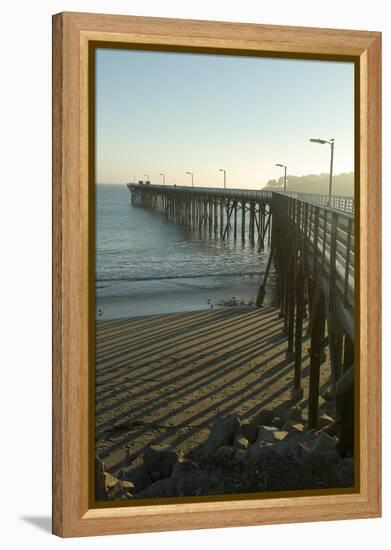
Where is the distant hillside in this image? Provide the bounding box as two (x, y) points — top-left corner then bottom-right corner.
(263, 172), (354, 197)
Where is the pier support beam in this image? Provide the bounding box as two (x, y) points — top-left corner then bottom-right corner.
(308, 290), (326, 429)
(293, 258), (305, 400)
(241, 201), (246, 242)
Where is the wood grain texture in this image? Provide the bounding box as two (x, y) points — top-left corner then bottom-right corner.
(52, 11), (382, 537)
(52, 12), (63, 537)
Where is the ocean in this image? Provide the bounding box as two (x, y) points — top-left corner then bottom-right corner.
(95, 184), (274, 319)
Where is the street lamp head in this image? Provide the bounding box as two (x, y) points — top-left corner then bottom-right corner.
(310, 138), (328, 144)
(275, 163), (285, 168)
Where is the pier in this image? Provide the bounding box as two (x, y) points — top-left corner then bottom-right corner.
(127, 183), (355, 449)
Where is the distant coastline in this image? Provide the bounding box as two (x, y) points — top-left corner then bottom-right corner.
(264, 171), (354, 196)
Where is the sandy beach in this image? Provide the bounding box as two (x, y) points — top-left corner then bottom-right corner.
(96, 305), (332, 479)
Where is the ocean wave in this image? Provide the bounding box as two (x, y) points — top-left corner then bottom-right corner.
(95, 271), (262, 283)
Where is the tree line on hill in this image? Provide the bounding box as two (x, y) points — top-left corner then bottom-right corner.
(263, 172), (354, 197)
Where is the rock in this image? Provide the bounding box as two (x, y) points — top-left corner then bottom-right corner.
(233, 434), (249, 450)
(150, 470), (163, 482)
(321, 389), (333, 402)
(204, 414), (241, 452)
(282, 405), (303, 424)
(128, 465), (152, 493)
(95, 456), (107, 501)
(105, 473), (134, 500)
(338, 457), (354, 485)
(282, 420), (305, 432)
(273, 430), (289, 441)
(143, 445), (182, 478)
(256, 425), (277, 443)
(256, 425), (288, 444)
(104, 472), (118, 492)
(273, 430), (317, 458)
(317, 413), (335, 429)
(240, 420), (258, 443)
(135, 468), (224, 498)
(133, 477), (176, 498)
(246, 426), (288, 460)
(121, 480), (135, 492)
(294, 432), (340, 463)
(254, 408), (275, 426)
(215, 445), (234, 465)
(234, 449), (247, 462)
(271, 416), (284, 429)
(321, 421), (338, 436)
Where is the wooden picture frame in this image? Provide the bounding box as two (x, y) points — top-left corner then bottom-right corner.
(52, 12), (381, 537)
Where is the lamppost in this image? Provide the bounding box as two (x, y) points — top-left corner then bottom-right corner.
(186, 171), (194, 186)
(310, 138), (335, 204)
(219, 168), (227, 189)
(275, 163), (287, 192)
(159, 173), (166, 185)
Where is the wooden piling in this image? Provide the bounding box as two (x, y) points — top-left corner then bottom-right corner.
(293, 257), (305, 399)
(241, 201), (246, 242)
(308, 290), (325, 429)
(234, 202), (238, 239)
(220, 200), (224, 236)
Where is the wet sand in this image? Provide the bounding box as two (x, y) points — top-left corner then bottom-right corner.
(95, 306), (331, 476)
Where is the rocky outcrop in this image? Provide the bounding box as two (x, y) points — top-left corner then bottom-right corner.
(100, 404), (353, 501)
(143, 445), (182, 479)
(203, 414), (241, 453)
(95, 457), (135, 501)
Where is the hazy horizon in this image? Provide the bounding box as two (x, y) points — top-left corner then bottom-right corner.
(96, 49), (354, 189)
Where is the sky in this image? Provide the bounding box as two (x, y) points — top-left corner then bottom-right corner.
(96, 48), (354, 189)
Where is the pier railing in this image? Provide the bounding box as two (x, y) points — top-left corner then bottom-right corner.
(263, 192), (355, 435)
(128, 183), (354, 213)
